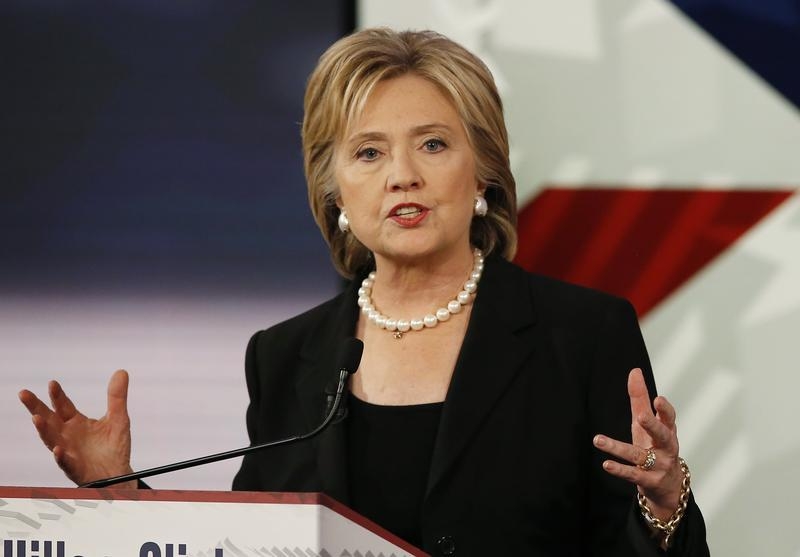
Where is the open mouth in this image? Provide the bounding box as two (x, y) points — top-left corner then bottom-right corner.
(389, 203), (428, 226)
(394, 206), (423, 218)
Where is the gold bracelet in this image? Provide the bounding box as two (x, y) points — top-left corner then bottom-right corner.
(637, 457), (691, 549)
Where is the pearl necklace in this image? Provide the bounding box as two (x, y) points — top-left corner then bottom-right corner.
(357, 248), (485, 339)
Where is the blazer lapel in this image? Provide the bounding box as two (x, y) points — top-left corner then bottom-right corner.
(294, 283), (360, 505)
(426, 256), (539, 496)
(290, 258), (538, 504)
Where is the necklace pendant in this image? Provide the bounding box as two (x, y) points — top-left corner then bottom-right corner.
(393, 331), (404, 340)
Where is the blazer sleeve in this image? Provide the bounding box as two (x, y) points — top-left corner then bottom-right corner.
(231, 330), (264, 491)
(586, 297), (709, 556)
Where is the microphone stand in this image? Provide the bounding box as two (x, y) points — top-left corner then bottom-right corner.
(82, 368), (352, 488)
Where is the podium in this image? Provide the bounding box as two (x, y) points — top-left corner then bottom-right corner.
(0, 487), (426, 557)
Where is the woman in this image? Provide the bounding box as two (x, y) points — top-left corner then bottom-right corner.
(20, 28), (709, 555)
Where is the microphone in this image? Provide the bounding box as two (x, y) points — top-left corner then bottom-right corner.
(81, 337), (364, 488)
(324, 337), (364, 422)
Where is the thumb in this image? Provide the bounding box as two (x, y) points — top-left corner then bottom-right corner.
(106, 369), (130, 420)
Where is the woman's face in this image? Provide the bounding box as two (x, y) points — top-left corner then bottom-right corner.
(334, 73), (480, 267)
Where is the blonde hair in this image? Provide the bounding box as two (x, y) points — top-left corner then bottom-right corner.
(303, 28), (517, 278)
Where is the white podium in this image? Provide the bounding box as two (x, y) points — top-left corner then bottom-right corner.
(0, 487), (426, 557)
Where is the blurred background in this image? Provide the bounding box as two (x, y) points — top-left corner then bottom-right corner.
(2, 1), (798, 555)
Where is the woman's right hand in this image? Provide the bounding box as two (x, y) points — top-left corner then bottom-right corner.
(18, 369), (136, 489)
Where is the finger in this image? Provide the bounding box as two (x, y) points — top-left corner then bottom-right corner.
(31, 414), (61, 451)
(628, 368), (653, 421)
(635, 412), (675, 449)
(52, 446), (79, 483)
(18, 389), (55, 418)
(49, 380), (79, 421)
(654, 396), (677, 430)
(106, 370), (130, 420)
(593, 434), (652, 467)
(601, 459), (658, 488)
(53, 445), (66, 466)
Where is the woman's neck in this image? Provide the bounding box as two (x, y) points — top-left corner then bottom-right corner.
(368, 246), (477, 319)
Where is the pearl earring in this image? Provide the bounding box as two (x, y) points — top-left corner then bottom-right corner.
(474, 194), (488, 217)
(338, 208), (350, 232)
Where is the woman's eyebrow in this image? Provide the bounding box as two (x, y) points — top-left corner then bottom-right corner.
(409, 122), (453, 135)
(344, 131), (387, 145)
(344, 123), (454, 145)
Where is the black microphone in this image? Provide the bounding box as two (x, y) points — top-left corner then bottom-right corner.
(81, 337), (364, 488)
(324, 337), (364, 422)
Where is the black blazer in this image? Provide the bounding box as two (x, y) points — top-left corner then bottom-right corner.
(232, 256), (709, 556)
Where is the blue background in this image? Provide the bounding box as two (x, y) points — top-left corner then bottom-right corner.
(673, 0), (800, 110)
(1, 1), (353, 296)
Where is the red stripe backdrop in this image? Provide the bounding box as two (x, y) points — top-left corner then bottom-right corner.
(514, 188), (792, 316)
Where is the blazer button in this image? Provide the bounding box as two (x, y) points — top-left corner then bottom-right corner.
(435, 535), (456, 556)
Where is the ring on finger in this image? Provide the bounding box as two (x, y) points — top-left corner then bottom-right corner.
(638, 447), (656, 471)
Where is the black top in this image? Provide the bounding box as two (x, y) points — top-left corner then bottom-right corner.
(347, 393), (443, 547)
(232, 255), (709, 555)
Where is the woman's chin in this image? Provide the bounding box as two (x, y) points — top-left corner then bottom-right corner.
(374, 239), (470, 267)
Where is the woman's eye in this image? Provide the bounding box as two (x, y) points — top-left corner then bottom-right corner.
(423, 139), (446, 152)
(356, 147), (380, 161)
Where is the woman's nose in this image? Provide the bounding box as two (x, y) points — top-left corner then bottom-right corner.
(386, 152), (422, 191)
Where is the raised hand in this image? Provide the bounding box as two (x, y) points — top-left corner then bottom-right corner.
(18, 370), (136, 488)
(593, 368), (684, 522)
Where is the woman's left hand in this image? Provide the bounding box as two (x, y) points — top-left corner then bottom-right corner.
(593, 368), (684, 521)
